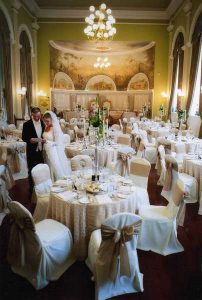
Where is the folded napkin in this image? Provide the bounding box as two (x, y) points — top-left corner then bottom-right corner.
(94, 194), (112, 204)
(57, 191), (77, 202)
(54, 179), (70, 187)
(118, 186), (134, 194)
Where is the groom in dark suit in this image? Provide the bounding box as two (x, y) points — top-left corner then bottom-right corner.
(22, 107), (46, 193)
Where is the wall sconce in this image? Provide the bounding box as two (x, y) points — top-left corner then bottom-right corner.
(36, 90), (47, 97)
(161, 92), (169, 98)
(17, 86), (27, 95)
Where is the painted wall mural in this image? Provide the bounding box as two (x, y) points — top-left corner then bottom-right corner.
(50, 40), (155, 91)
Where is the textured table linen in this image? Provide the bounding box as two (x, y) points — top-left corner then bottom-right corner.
(47, 188), (139, 259)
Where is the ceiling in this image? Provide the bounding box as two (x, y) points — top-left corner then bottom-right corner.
(35, 0), (172, 10)
(21, 0), (184, 21)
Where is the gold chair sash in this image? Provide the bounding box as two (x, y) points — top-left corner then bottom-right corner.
(163, 158), (178, 191)
(7, 202), (42, 273)
(118, 152), (133, 176)
(130, 159), (151, 177)
(95, 220), (142, 283)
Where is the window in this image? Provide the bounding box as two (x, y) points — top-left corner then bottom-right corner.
(189, 41), (202, 115)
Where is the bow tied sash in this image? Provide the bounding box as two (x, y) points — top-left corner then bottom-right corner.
(118, 152), (133, 176)
(96, 220), (142, 283)
(163, 161), (178, 191)
(7, 214), (42, 273)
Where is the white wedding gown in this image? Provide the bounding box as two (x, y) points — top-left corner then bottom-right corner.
(43, 129), (71, 180)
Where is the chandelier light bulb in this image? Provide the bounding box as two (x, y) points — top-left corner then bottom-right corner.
(89, 6), (95, 12)
(100, 3), (107, 10)
(106, 8), (112, 15)
(93, 57), (111, 69)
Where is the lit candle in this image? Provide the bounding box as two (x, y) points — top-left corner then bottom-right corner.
(83, 119), (86, 137)
(103, 119), (105, 138)
(184, 110), (186, 122)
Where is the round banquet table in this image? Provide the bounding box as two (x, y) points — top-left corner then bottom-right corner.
(183, 155), (202, 214)
(65, 143), (119, 168)
(46, 179), (145, 260)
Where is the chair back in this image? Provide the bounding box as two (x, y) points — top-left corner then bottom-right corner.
(171, 112), (178, 123)
(31, 164), (52, 196)
(63, 134), (70, 145)
(130, 158), (151, 189)
(187, 116), (201, 137)
(130, 158), (151, 178)
(117, 134), (131, 146)
(163, 155), (179, 192)
(167, 180), (185, 224)
(111, 124), (120, 131)
(7, 201), (42, 271)
(8, 124), (16, 130)
(71, 155), (92, 171)
(96, 213), (142, 285)
(174, 143), (186, 154)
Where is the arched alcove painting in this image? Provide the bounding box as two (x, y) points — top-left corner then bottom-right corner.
(53, 72), (75, 90)
(127, 73), (149, 90)
(86, 75), (116, 91)
(50, 40), (155, 91)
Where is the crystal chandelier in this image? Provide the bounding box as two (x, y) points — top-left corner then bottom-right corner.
(94, 57), (111, 69)
(84, 3), (116, 41)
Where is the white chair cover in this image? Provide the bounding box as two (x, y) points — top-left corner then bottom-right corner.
(171, 112), (178, 123)
(161, 155), (198, 204)
(86, 213), (143, 300)
(129, 158), (151, 190)
(8, 124), (16, 130)
(63, 134), (70, 145)
(187, 116), (201, 137)
(31, 164), (52, 223)
(156, 145), (166, 186)
(111, 124), (121, 131)
(71, 154), (92, 171)
(137, 180), (185, 255)
(7, 201), (75, 290)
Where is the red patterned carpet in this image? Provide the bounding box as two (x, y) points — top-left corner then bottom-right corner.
(0, 166), (202, 300)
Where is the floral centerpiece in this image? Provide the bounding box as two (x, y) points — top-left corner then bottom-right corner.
(88, 97), (108, 138)
(159, 104), (164, 117)
(176, 104), (186, 122)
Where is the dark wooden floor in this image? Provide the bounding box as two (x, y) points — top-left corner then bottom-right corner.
(0, 166), (202, 300)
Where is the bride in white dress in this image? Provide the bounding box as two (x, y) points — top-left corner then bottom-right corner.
(43, 111), (71, 180)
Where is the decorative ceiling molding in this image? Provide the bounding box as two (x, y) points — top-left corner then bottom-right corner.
(21, 0), (184, 21)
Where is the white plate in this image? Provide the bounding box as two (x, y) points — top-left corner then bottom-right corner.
(79, 197), (89, 204)
(117, 193), (128, 199)
(51, 187), (66, 193)
(121, 179), (133, 185)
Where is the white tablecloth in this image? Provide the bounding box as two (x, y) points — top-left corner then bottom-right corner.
(47, 175), (146, 259)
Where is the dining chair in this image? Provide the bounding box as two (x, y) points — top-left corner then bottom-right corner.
(117, 134), (131, 146)
(31, 164), (52, 223)
(129, 157), (151, 190)
(156, 145), (166, 186)
(161, 155), (198, 204)
(71, 154), (92, 171)
(137, 180), (185, 255)
(7, 201), (75, 290)
(86, 212), (143, 300)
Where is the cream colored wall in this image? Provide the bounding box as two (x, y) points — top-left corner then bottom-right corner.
(0, 0), (37, 118)
(168, 0), (202, 110)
